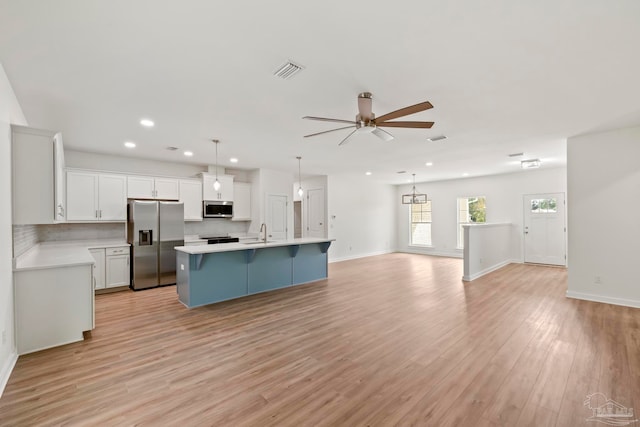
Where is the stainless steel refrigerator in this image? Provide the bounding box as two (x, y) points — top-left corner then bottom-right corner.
(127, 200), (184, 290)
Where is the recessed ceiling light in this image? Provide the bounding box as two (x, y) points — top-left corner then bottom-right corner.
(140, 119), (154, 127)
(124, 141), (136, 148)
(462, 173), (469, 177)
(426, 162), (433, 166)
(230, 158), (238, 163)
(184, 151), (193, 157)
(365, 171), (372, 176)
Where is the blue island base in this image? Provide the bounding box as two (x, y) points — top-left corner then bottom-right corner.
(176, 241), (331, 308)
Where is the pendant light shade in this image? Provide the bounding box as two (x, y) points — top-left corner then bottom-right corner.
(296, 156), (304, 197)
(402, 173), (427, 204)
(212, 139), (221, 191)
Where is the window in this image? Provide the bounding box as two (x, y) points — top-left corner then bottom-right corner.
(457, 196), (486, 248)
(410, 200), (432, 246)
(530, 197), (557, 213)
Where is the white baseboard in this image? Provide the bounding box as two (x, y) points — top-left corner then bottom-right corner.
(462, 260), (513, 282)
(400, 248), (463, 259)
(566, 291), (640, 309)
(329, 249), (394, 264)
(0, 351), (17, 398)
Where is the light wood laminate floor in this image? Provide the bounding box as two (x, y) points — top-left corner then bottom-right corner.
(1, 254), (639, 426)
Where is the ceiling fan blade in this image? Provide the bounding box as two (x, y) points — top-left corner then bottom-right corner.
(357, 93), (373, 120)
(375, 121), (434, 129)
(375, 101), (433, 123)
(303, 116), (356, 125)
(338, 129), (357, 146)
(372, 127), (394, 142)
(304, 125), (355, 138)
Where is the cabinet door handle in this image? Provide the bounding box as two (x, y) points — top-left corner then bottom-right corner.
(99, 210), (102, 218)
(95, 210), (98, 218)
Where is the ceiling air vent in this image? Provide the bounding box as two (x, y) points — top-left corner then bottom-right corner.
(273, 60), (304, 80)
(166, 146), (179, 151)
(427, 135), (447, 142)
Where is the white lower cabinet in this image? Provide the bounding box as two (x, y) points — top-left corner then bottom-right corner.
(106, 248), (130, 287)
(14, 264), (93, 355)
(90, 246), (130, 290)
(89, 249), (106, 289)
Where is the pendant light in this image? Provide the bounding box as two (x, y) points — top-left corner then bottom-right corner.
(296, 156), (304, 197)
(212, 139), (221, 191)
(402, 173), (427, 204)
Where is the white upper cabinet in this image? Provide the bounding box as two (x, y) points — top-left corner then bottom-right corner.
(98, 174), (127, 220)
(11, 125), (65, 224)
(202, 173), (234, 201)
(127, 176), (179, 200)
(126, 176), (154, 199)
(232, 182), (251, 221)
(154, 178), (180, 199)
(67, 171), (126, 221)
(53, 133), (66, 221)
(179, 179), (203, 221)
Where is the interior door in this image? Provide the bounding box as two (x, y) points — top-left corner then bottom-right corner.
(307, 188), (325, 238)
(523, 193), (566, 266)
(266, 194), (288, 240)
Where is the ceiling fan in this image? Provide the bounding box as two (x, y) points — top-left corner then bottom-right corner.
(303, 92), (434, 146)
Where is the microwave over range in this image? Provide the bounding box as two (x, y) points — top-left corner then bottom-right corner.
(203, 200), (233, 218)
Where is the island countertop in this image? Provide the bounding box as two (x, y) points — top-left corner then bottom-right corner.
(174, 237), (334, 254)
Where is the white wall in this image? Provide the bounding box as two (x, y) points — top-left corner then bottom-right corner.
(295, 175), (328, 238)
(248, 169), (295, 239)
(327, 174), (396, 262)
(0, 63), (27, 394)
(463, 223), (513, 281)
(65, 150), (207, 177)
(567, 126), (640, 308)
(396, 167), (567, 261)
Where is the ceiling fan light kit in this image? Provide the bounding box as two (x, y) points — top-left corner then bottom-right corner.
(402, 173), (428, 204)
(303, 92), (435, 146)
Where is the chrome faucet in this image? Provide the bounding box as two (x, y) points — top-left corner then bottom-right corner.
(259, 223), (267, 243)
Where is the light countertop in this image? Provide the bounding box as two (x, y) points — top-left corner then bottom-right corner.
(14, 240), (130, 271)
(175, 238), (334, 255)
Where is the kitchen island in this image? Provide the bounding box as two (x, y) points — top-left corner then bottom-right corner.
(174, 238), (333, 308)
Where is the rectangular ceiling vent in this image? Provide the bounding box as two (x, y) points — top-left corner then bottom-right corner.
(273, 60), (304, 80)
(427, 135), (447, 142)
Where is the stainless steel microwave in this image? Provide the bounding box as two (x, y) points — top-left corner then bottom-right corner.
(203, 200), (233, 218)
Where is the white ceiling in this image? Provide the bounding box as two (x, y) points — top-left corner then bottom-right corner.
(1, 1), (640, 184)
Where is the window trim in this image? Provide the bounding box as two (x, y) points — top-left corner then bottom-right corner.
(456, 196), (486, 249)
(409, 200), (433, 247)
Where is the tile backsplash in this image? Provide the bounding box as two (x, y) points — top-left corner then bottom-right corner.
(12, 219), (250, 258)
(12, 225), (39, 257)
(185, 219), (250, 237)
(39, 223), (126, 242)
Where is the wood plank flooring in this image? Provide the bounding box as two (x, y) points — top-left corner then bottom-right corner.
(1, 253), (639, 426)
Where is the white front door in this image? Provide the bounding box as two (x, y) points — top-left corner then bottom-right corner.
(307, 188), (325, 238)
(266, 194), (288, 240)
(523, 193), (566, 266)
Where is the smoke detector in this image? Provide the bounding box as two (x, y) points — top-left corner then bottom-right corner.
(427, 135), (447, 142)
(521, 159), (541, 169)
